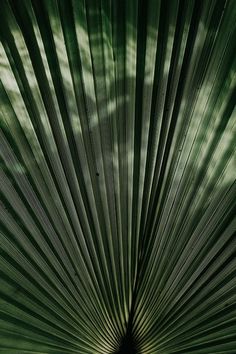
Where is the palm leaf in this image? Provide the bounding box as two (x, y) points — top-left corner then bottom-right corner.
(0, 0), (235, 353)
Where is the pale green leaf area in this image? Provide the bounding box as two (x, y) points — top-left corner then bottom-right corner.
(0, 0), (235, 353)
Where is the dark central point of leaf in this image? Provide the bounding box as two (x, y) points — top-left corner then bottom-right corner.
(115, 332), (139, 354)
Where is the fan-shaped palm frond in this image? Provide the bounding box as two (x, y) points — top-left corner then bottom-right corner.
(0, 0), (236, 353)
